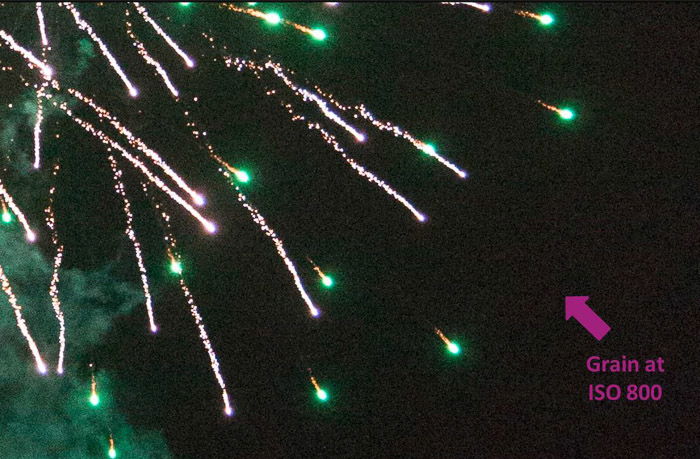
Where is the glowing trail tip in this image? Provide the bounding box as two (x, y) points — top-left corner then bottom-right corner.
(265, 12), (282, 24)
(539, 13), (554, 26)
(90, 392), (100, 406)
(448, 342), (461, 355)
(234, 170), (250, 183)
(1, 212), (11, 223)
(321, 275), (334, 288)
(170, 260), (183, 275)
(310, 29), (327, 41)
(317, 389), (329, 401)
(559, 108), (575, 120)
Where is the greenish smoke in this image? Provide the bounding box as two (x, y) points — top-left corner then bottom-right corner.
(0, 230), (171, 457)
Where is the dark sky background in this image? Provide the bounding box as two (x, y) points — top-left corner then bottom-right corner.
(1, 2), (699, 457)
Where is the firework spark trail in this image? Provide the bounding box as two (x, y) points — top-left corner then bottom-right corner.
(214, 158), (321, 317)
(106, 154), (157, 333)
(33, 84), (45, 169)
(0, 264), (47, 374)
(221, 4), (327, 41)
(125, 12), (179, 97)
(158, 207), (233, 416)
(256, 59), (366, 142)
(51, 100), (217, 233)
(289, 103), (428, 222)
(66, 88), (204, 205)
(36, 2), (49, 46)
(536, 99), (572, 118)
(222, 56), (427, 221)
(0, 178), (37, 241)
(441, 2), (492, 13)
(45, 164), (67, 373)
(60, 2), (139, 96)
(0, 29), (53, 79)
(514, 9), (552, 24)
(310, 85), (468, 178)
(32, 3), (50, 169)
(133, 2), (195, 68)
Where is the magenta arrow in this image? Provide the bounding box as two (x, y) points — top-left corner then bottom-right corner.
(565, 296), (610, 341)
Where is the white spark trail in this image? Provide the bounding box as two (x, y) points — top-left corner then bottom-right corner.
(133, 2), (196, 68)
(0, 264), (47, 374)
(0, 29), (53, 79)
(107, 155), (158, 333)
(60, 2), (139, 96)
(36, 2), (49, 46)
(0, 178), (37, 241)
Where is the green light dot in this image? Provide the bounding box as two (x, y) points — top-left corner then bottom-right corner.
(265, 12), (281, 24)
(422, 143), (436, 155)
(178, 2), (191, 6)
(539, 13), (554, 26)
(316, 389), (328, 401)
(559, 108), (575, 120)
(447, 342), (461, 355)
(235, 170), (250, 183)
(90, 393), (100, 406)
(310, 29), (327, 41)
(108, 448), (117, 459)
(321, 275), (334, 288)
(1, 212), (11, 223)
(247, 2), (258, 5)
(170, 260), (183, 275)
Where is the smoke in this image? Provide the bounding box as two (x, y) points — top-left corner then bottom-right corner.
(0, 230), (171, 457)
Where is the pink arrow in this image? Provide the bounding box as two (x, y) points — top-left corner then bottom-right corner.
(565, 296), (611, 341)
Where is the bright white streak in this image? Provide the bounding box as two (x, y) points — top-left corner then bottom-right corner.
(33, 86), (45, 169)
(67, 88), (204, 205)
(224, 171), (320, 317)
(52, 102), (216, 232)
(107, 155), (158, 333)
(441, 2), (491, 13)
(0, 178), (37, 241)
(263, 61), (366, 142)
(125, 16), (179, 97)
(179, 278), (233, 415)
(0, 29), (53, 79)
(0, 264), (47, 374)
(60, 3), (139, 96)
(158, 208), (233, 416)
(354, 104), (468, 178)
(36, 3), (49, 46)
(133, 2), (196, 68)
(49, 246), (66, 372)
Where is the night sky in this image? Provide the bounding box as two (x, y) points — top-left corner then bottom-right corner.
(1, 2), (699, 457)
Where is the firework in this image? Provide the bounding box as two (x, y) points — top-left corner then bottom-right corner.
(536, 100), (575, 120)
(133, 2), (196, 68)
(46, 164), (66, 373)
(125, 12), (180, 98)
(60, 2), (139, 96)
(0, 29), (53, 79)
(221, 4), (327, 41)
(435, 328), (461, 355)
(0, 263), (47, 374)
(107, 154), (157, 333)
(0, 178), (37, 242)
(441, 2), (492, 13)
(158, 207), (233, 416)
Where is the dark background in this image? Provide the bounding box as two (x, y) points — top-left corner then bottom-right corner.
(2, 2), (699, 457)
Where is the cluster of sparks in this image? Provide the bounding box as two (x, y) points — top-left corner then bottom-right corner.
(0, 3), (576, 453)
